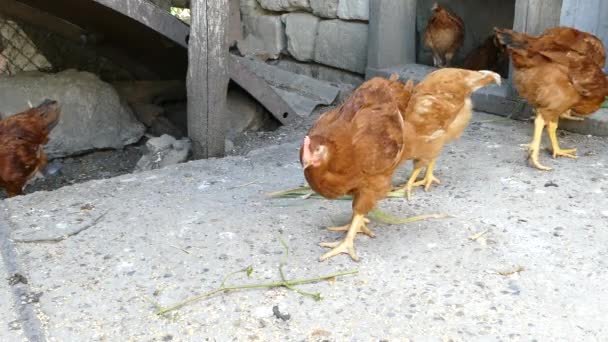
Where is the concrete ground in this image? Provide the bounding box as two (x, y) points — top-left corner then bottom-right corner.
(1, 111), (608, 341)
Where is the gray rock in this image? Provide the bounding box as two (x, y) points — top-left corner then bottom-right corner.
(314, 20), (368, 74)
(135, 134), (191, 172)
(0, 70), (145, 158)
(310, 0), (338, 18)
(559, 109), (608, 137)
(337, 0), (369, 20)
(283, 13), (320, 61)
(238, 15), (286, 59)
(225, 138), (235, 153)
(240, 0), (270, 16)
(226, 84), (272, 133)
(257, 0), (311, 12)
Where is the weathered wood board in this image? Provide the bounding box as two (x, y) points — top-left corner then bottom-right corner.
(187, 0), (229, 158)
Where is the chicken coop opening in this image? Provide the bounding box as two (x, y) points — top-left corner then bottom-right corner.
(416, 0), (516, 79)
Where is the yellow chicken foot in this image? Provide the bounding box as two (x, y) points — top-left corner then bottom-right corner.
(401, 167), (423, 200)
(560, 110), (585, 121)
(319, 214), (366, 261)
(528, 115), (552, 171)
(327, 217), (374, 237)
(547, 121), (577, 159)
(411, 159), (441, 192)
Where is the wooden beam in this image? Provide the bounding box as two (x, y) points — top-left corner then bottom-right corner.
(0, 0), (86, 42)
(187, 0), (229, 158)
(171, 0), (190, 8)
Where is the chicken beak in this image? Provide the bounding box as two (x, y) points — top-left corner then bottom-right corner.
(303, 160), (312, 170)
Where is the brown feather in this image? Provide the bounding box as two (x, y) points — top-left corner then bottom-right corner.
(301, 77), (414, 215)
(0, 100), (60, 197)
(424, 4), (465, 67)
(495, 26), (608, 121)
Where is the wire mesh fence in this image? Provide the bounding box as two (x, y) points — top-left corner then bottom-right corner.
(0, 16), (52, 76)
(0, 14), (134, 81)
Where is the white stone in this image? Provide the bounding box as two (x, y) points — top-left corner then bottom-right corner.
(257, 0), (311, 12)
(310, 0), (338, 18)
(284, 13), (320, 61)
(337, 0), (369, 20)
(314, 20), (368, 74)
(135, 134), (191, 172)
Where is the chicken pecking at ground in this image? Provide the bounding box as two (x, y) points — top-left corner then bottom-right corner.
(424, 2), (465, 68)
(396, 68), (501, 199)
(0, 100), (60, 197)
(495, 26), (608, 170)
(300, 75), (414, 261)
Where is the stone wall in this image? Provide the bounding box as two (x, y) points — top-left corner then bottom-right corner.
(237, 0), (368, 82)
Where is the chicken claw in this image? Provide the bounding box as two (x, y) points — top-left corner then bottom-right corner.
(403, 159), (440, 199)
(319, 240), (358, 262)
(327, 217), (374, 237)
(412, 168), (441, 192)
(560, 110), (585, 121)
(319, 214), (366, 261)
(552, 148), (577, 159)
(547, 121), (577, 160)
(528, 146), (552, 171)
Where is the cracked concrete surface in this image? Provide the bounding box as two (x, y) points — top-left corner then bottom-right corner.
(1, 112), (608, 341)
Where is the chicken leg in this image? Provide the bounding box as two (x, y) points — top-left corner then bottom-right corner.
(528, 114), (552, 171)
(327, 217), (375, 237)
(547, 120), (577, 159)
(319, 214), (366, 261)
(560, 110), (585, 121)
(399, 159), (441, 199)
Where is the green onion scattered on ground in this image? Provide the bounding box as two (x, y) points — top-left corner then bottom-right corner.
(154, 237), (358, 316)
(268, 186), (451, 225)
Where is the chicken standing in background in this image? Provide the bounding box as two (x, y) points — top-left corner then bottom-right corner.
(495, 27), (608, 170)
(463, 34), (508, 76)
(424, 2), (464, 68)
(300, 75), (414, 261)
(397, 68), (501, 199)
(0, 100), (60, 197)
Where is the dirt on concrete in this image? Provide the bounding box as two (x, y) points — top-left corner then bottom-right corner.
(1, 108), (607, 340)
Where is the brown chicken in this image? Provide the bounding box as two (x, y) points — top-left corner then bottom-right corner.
(495, 27), (608, 170)
(463, 34), (508, 76)
(397, 68), (501, 198)
(300, 75), (414, 261)
(0, 100), (61, 197)
(424, 3), (465, 67)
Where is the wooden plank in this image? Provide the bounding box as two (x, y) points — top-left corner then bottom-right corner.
(188, 0), (229, 158)
(93, 0), (189, 47)
(513, 0), (563, 35)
